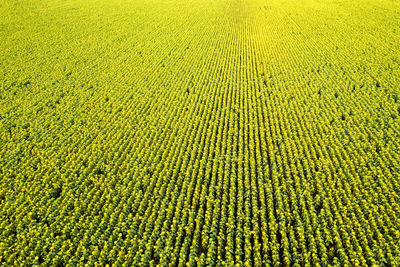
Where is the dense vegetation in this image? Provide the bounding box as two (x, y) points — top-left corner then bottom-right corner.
(1, 0), (400, 265)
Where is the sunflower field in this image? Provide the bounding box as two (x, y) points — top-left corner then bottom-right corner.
(1, 0), (400, 265)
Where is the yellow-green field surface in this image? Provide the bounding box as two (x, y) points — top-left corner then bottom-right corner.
(1, 0), (400, 265)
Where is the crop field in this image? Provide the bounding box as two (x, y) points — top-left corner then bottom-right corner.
(1, 0), (400, 265)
